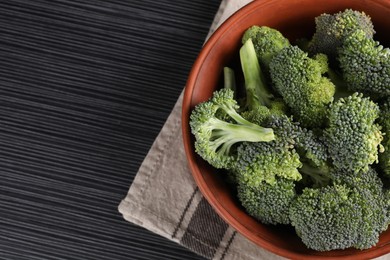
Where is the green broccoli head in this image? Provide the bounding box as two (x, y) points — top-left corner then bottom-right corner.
(289, 183), (385, 251)
(339, 30), (390, 96)
(266, 114), (331, 188)
(308, 9), (375, 61)
(339, 29), (390, 96)
(269, 98), (288, 116)
(190, 89), (275, 170)
(325, 93), (384, 173)
(235, 116), (302, 187)
(235, 139), (302, 186)
(237, 177), (296, 225)
(241, 99), (288, 126)
(276, 116), (329, 166)
(269, 45), (335, 128)
(330, 167), (389, 247)
(242, 26), (290, 70)
(379, 100), (390, 176)
(240, 105), (271, 126)
(331, 167), (383, 197)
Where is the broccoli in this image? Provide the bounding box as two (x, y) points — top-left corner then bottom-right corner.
(331, 167), (384, 196)
(238, 111), (331, 189)
(379, 100), (390, 176)
(242, 26), (290, 71)
(271, 116), (328, 167)
(239, 38), (288, 122)
(269, 46), (335, 128)
(236, 119), (331, 224)
(190, 17), (390, 252)
(308, 9), (375, 62)
(240, 38), (273, 109)
(289, 181), (387, 251)
(325, 93), (384, 173)
(189, 89), (275, 170)
(237, 176), (296, 225)
(235, 135), (302, 186)
(234, 40), (303, 186)
(331, 167), (389, 248)
(223, 67), (237, 94)
(267, 115), (331, 188)
(338, 29), (390, 96)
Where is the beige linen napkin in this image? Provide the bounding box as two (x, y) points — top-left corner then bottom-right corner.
(118, 1), (389, 259)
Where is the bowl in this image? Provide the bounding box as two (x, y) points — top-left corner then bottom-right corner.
(182, 0), (390, 259)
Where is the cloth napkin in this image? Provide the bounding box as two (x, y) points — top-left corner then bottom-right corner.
(118, 1), (389, 259)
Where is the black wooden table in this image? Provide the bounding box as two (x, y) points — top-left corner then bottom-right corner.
(0, 1), (221, 259)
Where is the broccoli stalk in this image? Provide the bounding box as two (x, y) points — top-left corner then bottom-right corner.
(240, 39), (272, 109)
(223, 67), (236, 94)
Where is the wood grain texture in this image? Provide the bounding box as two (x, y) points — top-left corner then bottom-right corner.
(0, 0), (221, 259)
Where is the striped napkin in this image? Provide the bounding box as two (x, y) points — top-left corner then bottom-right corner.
(118, 1), (389, 259)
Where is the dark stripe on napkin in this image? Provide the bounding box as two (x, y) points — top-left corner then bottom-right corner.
(220, 231), (237, 260)
(181, 198), (229, 259)
(172, 187), (199, 239)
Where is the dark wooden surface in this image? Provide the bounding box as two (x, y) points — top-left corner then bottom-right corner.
(0, 0), (222, 259)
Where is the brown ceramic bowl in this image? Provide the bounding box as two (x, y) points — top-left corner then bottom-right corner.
(182, 0), (390, 259)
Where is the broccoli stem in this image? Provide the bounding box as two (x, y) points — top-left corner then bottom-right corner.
(224, 67), (236, 95)
(207, 117), (275, 144)
(240, 39), (272, 109)
(299, 163), (331, 188)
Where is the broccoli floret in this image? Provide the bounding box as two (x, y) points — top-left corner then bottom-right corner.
(190, 89), (275, 170)
(268, 115), (331, 188)
(235, 114), (330, 188)
(237, 177), (296, 225)
(379, 100), (390, 176)
(269, 98), (288, 115)
(331, 167), (383, 196)
(235, 134), (302, 186)
(240, 105), (271, 126)
(269, 46), (335, 128)
(289, 183), (385, 251)
(339, 29), (390, 96)
(239, 38), (277, 124)
(331, 167), (389, 247)
(242, 26), (290, 71)
(267, 115), (328, 167)
(325, 93), (384, 173)
(234, 40), (303, 186)
(308, 9), (375, 62)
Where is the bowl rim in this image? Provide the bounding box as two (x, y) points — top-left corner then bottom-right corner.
(182, 0), (390, 259)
